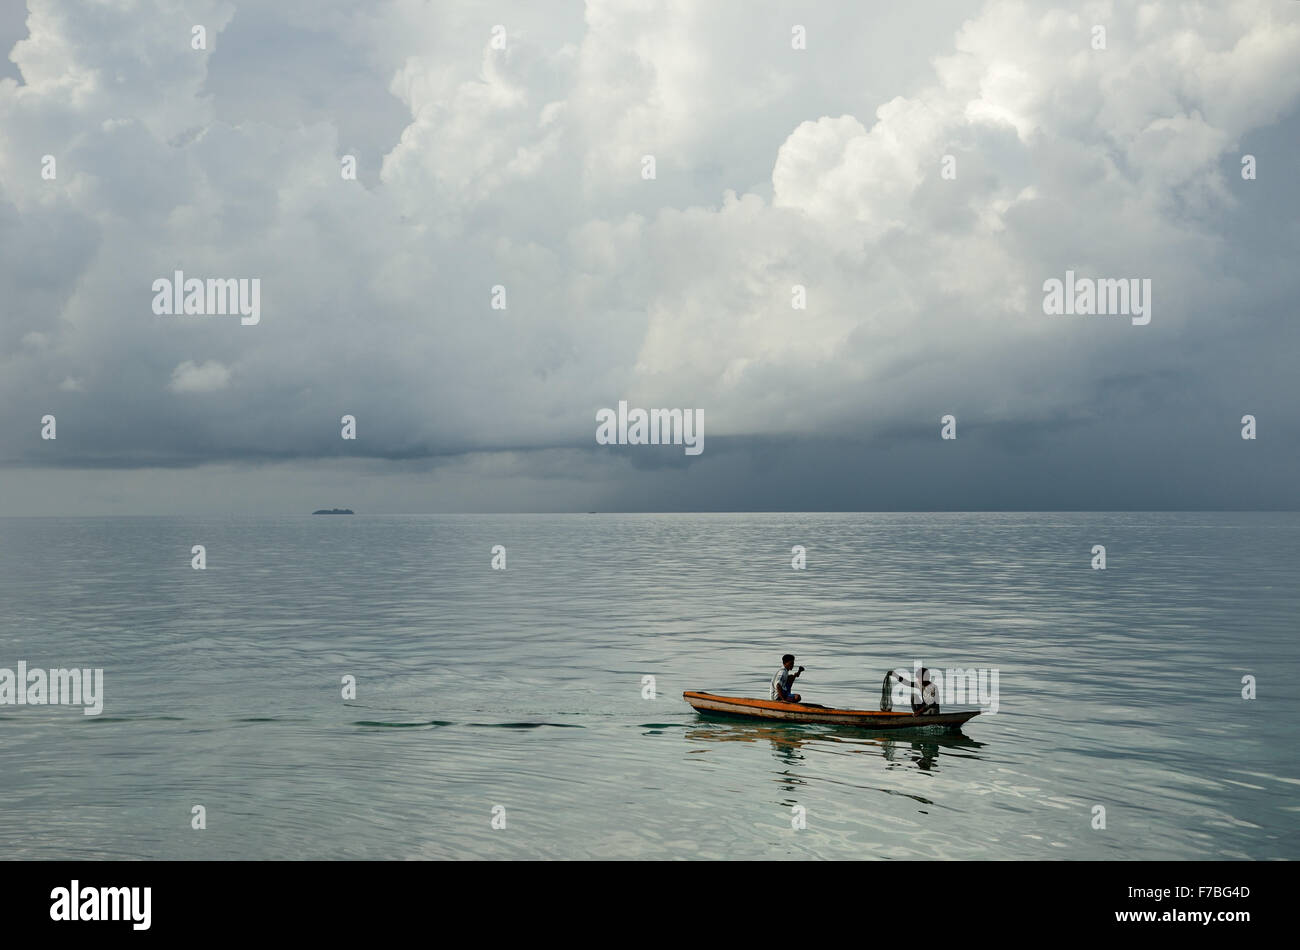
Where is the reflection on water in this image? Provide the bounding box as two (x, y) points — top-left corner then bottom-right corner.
(683, 719), (985, 773)
(683, 719), (986, 809)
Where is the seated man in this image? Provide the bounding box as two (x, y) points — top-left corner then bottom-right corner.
(770, 654), (805, 703)
(916, 669), (940, 715)
(889, 668), (941, 715)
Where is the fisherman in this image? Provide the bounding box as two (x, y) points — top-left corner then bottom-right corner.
(770, 654), (804, 703)
(888, 668), (940, 716)
(915, 668), (940, 715)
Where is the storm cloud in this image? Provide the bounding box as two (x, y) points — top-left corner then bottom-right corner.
(1, 0), (1297, 513)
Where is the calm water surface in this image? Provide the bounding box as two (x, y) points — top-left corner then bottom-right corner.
(0, 512), (1296, 859)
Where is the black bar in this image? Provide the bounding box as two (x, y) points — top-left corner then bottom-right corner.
(1, 860), (1289, 937)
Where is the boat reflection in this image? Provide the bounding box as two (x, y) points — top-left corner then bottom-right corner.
(683, 717), (984, 775)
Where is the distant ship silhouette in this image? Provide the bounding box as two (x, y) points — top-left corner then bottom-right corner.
(312, 508), (354, 515)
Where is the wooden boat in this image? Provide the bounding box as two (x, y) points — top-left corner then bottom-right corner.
(683, 691), (980, 731)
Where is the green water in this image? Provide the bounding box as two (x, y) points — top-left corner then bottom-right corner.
(0, 512), (1296, 859)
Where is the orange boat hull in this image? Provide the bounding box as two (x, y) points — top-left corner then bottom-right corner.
(683, 691), (980, 730)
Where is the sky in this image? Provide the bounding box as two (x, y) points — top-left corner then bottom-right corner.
(1, 0), (1297, 514)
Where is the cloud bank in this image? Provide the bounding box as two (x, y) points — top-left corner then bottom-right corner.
(1, 0), (1297, 512)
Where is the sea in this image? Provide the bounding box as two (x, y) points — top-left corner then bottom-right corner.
(1, 512), (1296, 860)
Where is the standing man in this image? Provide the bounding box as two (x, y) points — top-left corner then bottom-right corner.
(771, 654), (805, 703)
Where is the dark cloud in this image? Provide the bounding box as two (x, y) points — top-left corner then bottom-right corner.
(1, 0), (1297, 513)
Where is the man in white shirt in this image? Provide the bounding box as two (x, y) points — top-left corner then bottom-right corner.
(770, 654), (804, 703)
(890, 668), (940, 715)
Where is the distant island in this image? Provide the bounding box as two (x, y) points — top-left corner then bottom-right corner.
(312, 508), (354, 515)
